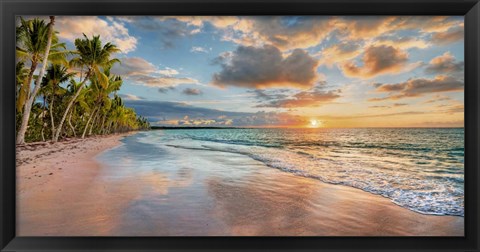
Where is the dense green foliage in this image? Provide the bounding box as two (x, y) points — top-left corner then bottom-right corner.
(16, 17), (150, 143)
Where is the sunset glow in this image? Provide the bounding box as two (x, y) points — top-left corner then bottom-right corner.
(40, 16), (464, 128)
(310, 119), (321, 128)
(16, 15), (465, 237)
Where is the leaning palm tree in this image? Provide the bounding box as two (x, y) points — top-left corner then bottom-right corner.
(41, 64), (76, 141)
(16, 16), (65, 144)
(15, 17), (67, 113)
(16, 61), (29, 98)
(53, 34), (120, 142)
(81, 67), (122, 138)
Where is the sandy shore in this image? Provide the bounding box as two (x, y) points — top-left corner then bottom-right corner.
(16, 133), (132, 235)
(16, 131), (464, 236)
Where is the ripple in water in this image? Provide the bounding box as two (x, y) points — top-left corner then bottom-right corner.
(137, 128), (464, 216)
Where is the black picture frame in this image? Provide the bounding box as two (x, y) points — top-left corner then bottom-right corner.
(1, 0), (479, 251)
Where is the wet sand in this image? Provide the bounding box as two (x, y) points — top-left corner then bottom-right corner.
(16, 132), (464, 236)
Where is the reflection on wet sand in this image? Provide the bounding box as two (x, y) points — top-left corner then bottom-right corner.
(17, 133), (464, 236)
(206, 170), (463, 236)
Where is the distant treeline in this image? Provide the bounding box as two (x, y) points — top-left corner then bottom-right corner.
(16, 16), (150, 144)
(151, 126), (250, 130)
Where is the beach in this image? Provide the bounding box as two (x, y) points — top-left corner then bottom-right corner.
(16, 131), (464, 236)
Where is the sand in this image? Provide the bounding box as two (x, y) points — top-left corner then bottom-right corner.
(16, 132), (464, 236)
(16, 133), (131, 235)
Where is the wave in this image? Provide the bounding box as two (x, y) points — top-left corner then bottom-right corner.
(164, 142), (464, 217)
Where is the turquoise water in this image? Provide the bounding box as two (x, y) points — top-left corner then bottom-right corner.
(103, 128), (465, 217)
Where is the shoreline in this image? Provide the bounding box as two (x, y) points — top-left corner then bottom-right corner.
(16, 132), (464, 236)
(16, 132), (133, 194)
(16, 133), (134, 236)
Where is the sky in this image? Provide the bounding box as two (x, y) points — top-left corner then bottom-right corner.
(36, 16), (465, 128)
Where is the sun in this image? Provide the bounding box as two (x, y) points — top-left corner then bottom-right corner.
(309, 119), (322, 128)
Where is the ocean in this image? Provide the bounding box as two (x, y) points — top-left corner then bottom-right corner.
(98, 128), (464, 217)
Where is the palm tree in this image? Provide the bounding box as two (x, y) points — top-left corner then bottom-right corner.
(16, 61), (29, 98)
(16, 16), (67, 144)
(53, 34), (120, 142)
(64, 79), (90, 138)
(15, 17), (67, 112)
(81, 67), (122, 138)
(41, 64), (76, 140)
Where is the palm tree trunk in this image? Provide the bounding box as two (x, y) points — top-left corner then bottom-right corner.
(41, 127), (45, 142)
(100, 114), (106, 135)
(68, 109), (76, 137)
(53, 74), (89, 142)
(88, 109), (100, 136)
(49, 94), (55, 141)
(17, 16), (56, 145)
(17, 61), (37, 113)
(82, 107), (97, 139)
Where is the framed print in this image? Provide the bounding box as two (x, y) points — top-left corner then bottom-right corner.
(1, 0), (479, 251)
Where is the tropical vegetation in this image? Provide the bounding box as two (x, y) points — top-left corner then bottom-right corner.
(15, 16), (150, 144)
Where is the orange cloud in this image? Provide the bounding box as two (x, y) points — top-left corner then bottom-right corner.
(431, 27), (464, 45)
(340, 45), (409, 79)
(318, 41), (362, 67)
(336, 17), (398, 40)
(233, 17), (336, 50)
(256, 89), (340, 108)
(111, 57), (157, 76)
(391, 16), (462, 33)
(372, 36), (430, 49)
(131, 75), (199, 87)
(425, 52), (463, 74)
(371, 75), (464, 101)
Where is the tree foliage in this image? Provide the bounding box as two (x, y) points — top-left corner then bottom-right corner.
(16, 17), (150, 144)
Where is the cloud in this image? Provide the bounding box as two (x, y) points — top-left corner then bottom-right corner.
(118, 94), (144, 101)
(163, 16), (336, 51)
(423, 95), (452, 104)
(443, 104), (464, 114)
(111, 57), (199, 88)
(116, 16), (202, 48)
(157, 68), (179, 76)
(336, 17), (398, 40)
(425, 52), (463, 74)
(160, 16), (461, 53)
(336, 16), (462, 40)
(369, 105), (390, 109)
(111, 57), (157, 76)
(124, 100), (248, 122)
(231, 111), (308, 127)
(158, 87), (176, 93)
(248, 89), (290, 101)
(130, 75), (199, 88)
(190, 46), (210, 53)
(318, 41), (362, 67)
(172, 115), (233, 126)
(182, 88), (203, 95)
(391, 16), (462, 33)
(162, 16), (240, 29)
(212, 45), (320, 89)
(371, 75), (464, 101)
(55, 16), (137, 53)
(413, 120), (464, 127)
(372, 36), (430, 49)
(231, 17), (335, 50)
(123, 100), (309, 127)
(340, 45), (411, 79)
(431, 26), (464, 45)
(321, 111), (429, 120)
(255, 89), (340, 108)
